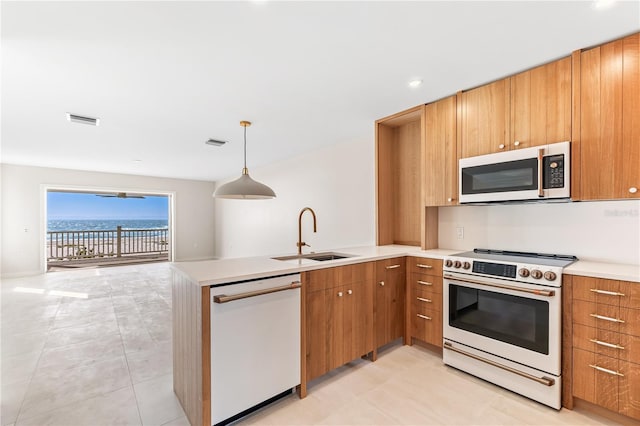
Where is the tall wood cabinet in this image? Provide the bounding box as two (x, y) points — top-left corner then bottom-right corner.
(424, 95), (458, 206)
(573, 32), (640, 200)
(374, 258), (406, 356)
(564, 275), (640, 421)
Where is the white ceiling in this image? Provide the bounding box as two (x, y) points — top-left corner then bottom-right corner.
(2, 1), (639, 182)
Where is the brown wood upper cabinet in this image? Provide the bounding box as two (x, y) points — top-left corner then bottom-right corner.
(459, 78), (510, 158)
(459, 56), (571, 159)
(511, 57), (572, 150)
(424, 95), (457, 206)
(573, 32), (640, 200)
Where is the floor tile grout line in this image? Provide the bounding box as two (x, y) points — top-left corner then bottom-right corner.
(114, 288), (145, 426)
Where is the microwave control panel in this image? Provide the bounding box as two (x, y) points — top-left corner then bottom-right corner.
(543, 155), (565, 189)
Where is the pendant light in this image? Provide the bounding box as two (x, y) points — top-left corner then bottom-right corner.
(213, 121), (276, 199)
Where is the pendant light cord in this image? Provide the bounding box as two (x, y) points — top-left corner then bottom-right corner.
(243, 124), (247, 169)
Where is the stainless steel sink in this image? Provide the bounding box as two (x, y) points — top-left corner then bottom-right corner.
(272, 252), (356, 262)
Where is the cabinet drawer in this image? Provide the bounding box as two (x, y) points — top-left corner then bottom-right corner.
(573, 323), (640, 364)
(410, 273), (443, 294)
(619, 281), (640, 310)
(572, 299), (623, 332)
(414, 287), (442, 311)
(411, 306), (442, 347)
(407, 257), (443, 276)
(572, 348), (619, 412)
(573, 276), (622, 305)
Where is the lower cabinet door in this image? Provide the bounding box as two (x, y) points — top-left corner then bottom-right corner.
(305, 289), (327, 381)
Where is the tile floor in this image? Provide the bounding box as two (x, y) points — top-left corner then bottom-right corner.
(0, 263), (624, 426)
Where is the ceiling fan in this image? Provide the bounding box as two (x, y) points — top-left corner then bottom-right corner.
(96, 192), (145, 199)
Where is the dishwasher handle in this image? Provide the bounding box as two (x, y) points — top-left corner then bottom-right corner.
(213, 281), (301, 304)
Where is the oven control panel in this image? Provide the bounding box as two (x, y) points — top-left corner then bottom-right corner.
(444, 257), (563, 287)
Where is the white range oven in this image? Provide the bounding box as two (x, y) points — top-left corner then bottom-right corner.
(442, 249), (576, 409)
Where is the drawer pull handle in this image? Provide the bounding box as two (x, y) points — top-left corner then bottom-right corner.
(416, 264), (433, 269)
(590, 289), (625, 297)
(385, 264), (401, 270)
(590, 313), (625, 323)
(589, 339), (625, 350)
(416, 297), (432, 303)
(589, 364), (624, 377)
(417, 314), (432, 320)
(379, 281), (385, 287)
(417, 280), (432, 286)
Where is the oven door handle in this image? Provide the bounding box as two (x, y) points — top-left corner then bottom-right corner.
(444, 342), (555, 386)
(443, 274), (555, 297)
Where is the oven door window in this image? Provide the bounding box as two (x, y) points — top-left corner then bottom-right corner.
(461, 158), (537, 195)
(449, 284), (549, 354)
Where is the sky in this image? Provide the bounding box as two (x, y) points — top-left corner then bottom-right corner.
(47, 191), (169, 220)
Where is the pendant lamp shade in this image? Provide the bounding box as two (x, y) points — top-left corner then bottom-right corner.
(213, 121), (276, 199)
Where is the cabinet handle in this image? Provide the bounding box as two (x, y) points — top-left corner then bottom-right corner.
(589, 339), (625, 350)
(416, 264), (433, 269)
(416, 297), (432, 303)
(379, 281), (385, 287)
(416, 314), (432, 320)
(347, 289), (353, 295)
(590, 313), (625, 323)
(537, 148), (545, 198)
(514, 141), (521, 147)
(337, 291), (343, 297)
(590, 288), (625, 297)
(498, 144), (505, 149)
(447, 197), (454, 202)
(630, 187), (638, 194)
(417, 280), (432, 286)
(385, 264), (401, 269)
(589, 364), (624, 377)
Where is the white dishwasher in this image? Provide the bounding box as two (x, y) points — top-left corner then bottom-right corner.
(210, 273), (301, 425)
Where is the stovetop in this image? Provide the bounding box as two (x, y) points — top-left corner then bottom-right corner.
(452, 249), (578, 268)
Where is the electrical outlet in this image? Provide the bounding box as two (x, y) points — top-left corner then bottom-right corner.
(456, 227), (464, 240)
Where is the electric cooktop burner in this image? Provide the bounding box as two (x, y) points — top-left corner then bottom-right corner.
(452, 248), (578, 268)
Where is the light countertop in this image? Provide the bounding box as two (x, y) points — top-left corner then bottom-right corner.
(171, 245), (460, 287)
(172, 245), (640, 286)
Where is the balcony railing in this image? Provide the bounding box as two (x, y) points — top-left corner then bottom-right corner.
(47, 226), (169, 262)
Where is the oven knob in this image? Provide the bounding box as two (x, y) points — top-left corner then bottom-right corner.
(531, 269), (543, 279)
(519, 268), (530, 278)
(544, 271), (557, 281)
(462, 262), (471, 270)
(454, 261), (462, 269)
(445, 259), (453, 267)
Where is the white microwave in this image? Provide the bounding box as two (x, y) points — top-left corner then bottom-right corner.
(459, 141), (570, 203)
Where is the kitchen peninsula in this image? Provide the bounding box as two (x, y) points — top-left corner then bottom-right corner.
(171, 245), (639, 426)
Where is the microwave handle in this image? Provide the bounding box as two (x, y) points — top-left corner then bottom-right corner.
(537, 148), (544, 198)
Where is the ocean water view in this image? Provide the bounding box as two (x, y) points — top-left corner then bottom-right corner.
(48, 219), (168, 232)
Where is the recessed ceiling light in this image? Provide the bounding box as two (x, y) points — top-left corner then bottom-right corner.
(592, 0), (616, 9)
(66, 112), (100, 126)
(132, 159), (142, 163)
(408, 79), (423, 88)
(206, 139), (227, 147)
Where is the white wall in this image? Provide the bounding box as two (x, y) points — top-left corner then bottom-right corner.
(439, 200), (640, 265)
(1, 164), (216, 277)
(214, 139), (376, 258)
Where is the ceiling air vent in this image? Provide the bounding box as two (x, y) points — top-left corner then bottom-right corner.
(205, 139), (227, 147)
(66, 113), (100, 126)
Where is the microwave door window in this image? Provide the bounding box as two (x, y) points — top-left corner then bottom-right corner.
(462, 158), (538, 194)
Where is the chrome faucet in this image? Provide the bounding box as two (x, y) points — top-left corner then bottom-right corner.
(297, 207), (317, 255)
